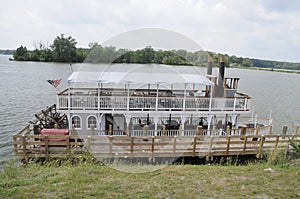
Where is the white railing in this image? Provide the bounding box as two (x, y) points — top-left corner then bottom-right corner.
(57, 94), (250, 112)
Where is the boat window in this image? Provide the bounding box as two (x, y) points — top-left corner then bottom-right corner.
(72, 115), (81, 129)
(87, 115), (97, 129)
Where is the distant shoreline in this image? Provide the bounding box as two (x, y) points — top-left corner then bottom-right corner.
(2, 53), (300, 74)
(236, 66), (300, 74)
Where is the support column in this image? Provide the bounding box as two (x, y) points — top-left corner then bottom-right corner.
(153, 115), (159, 136)
(125, 114), (131, 136)
(67, 82), (72, 133)
(127, 83), (130, 112)
(209, 85), (213, 111)
(183, 83), (187, 112)
(180, 115), (187, 136)
(231, 114), (238, 135)
(155, 84), (159, 112)
(207, 114), (213, 136)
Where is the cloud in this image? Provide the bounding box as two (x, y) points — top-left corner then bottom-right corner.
(0, 0), (299, 62)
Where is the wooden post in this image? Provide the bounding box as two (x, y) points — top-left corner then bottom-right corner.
(130, 137), (134, 158)
(208, 136), (213, 159)
(151, 136), (155, 160)
(22, 135), (27, 161)
(109, 124), (113, 136)
(33, 124), (40, 141)
(197, 126), (202, 136)
(242, 136), (248, 155)
(90, 124), (95, 136)
(66, 135), (70, 154)
(179, 124), (183, 136)
(173, 136), (177, 157)
(143, 125), (148, 136)
(126, 124), (130, 136)
(45, 135), (49, 159)
(87, 136), (91, 151)
(255, 126), (259, 136)
(241, 126), (247, 136)
(109, 136), (113, 158)
(226, 125), (230, 136)
(257, 135), (265, 158)
(268, 125), (273, 135)
(226, 136), (231, 155)
(274, 135), (279, 152)
(162, 125), (166, 136)
(192, 136), (197, 156)
(282, 125), (288, 139)
(212, 125), (216, 136)
(72, 124), (75, 135)
(295, 126), (299, 135)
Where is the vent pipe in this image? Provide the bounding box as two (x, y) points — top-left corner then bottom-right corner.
(216, 56), (225, 97)
(207, 56), (213, 75)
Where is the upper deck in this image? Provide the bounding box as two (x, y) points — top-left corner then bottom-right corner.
(57, 64), (251, 114)
(57, 86), (251, 113)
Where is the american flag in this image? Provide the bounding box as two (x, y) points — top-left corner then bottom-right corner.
(47, 79), (62, 88)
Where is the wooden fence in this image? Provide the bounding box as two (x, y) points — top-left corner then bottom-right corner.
(13, 133), (300, 162)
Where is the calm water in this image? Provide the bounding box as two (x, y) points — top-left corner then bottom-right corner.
(0, 55), (299, 163)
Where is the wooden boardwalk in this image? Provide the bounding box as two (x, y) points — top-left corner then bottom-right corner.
(13, 128), (300, 161)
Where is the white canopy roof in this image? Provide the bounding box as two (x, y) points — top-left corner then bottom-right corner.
(68, 71), (213, 86)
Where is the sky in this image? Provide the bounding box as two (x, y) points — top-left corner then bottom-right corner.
(0, 0), (300, 62)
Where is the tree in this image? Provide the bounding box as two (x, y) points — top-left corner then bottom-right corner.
(13, 46), (30, 61)
(51, 34), (77, 62)
(242, 58), (253, 67)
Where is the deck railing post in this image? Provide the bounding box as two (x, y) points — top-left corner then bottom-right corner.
(45, 135), (49, 159)
(241, 126), (247, 136)
(255, 126), (259, 136)
(268, 125), (273, 135)
(197, 126), (202, 136)
(242, 136), (248, 155)
(257, 135), (265, 158)
(282, 125), (288, 139)
(72, 124), (75, 135)
(66, 135), (70, 154)
(212, 125), (216, 136)
(109, 136), (113, 158)
(226, 125), (231, 136)
(130, 137), (134, 158)
(33, 124), (40, 141)
(87, 135), (91, 151)
(162, 125), (166, 136)
(173, 136), (177, 157)
(22, 135), (27, 161)
(90, 124), (95, 136)
(193, 136), (197, 156)
(109, 124), (113, 136)
(295, 126), (299, 135)
(143, 125), (148, 136)
(226, 136), (231, 155)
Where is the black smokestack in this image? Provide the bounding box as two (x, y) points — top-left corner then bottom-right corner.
(216, 56), (225, 97)
(207, 56), (213, 75)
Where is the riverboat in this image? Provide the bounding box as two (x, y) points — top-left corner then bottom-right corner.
(14, 56), (300, 162)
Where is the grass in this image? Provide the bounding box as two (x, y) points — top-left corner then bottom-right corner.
(1, 157), (300, 199)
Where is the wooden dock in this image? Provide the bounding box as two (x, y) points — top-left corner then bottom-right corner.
(13, 129), (300, 162)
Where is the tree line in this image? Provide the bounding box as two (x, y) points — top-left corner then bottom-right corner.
(12, 34), (300, 70)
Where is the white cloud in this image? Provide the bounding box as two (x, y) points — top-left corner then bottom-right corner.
(0, 0), (299, 62)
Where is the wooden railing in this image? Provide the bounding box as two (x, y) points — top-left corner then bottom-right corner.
(13, 133), (300, 161)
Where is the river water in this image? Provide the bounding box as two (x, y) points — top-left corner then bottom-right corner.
(0, 54), (299, 164)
